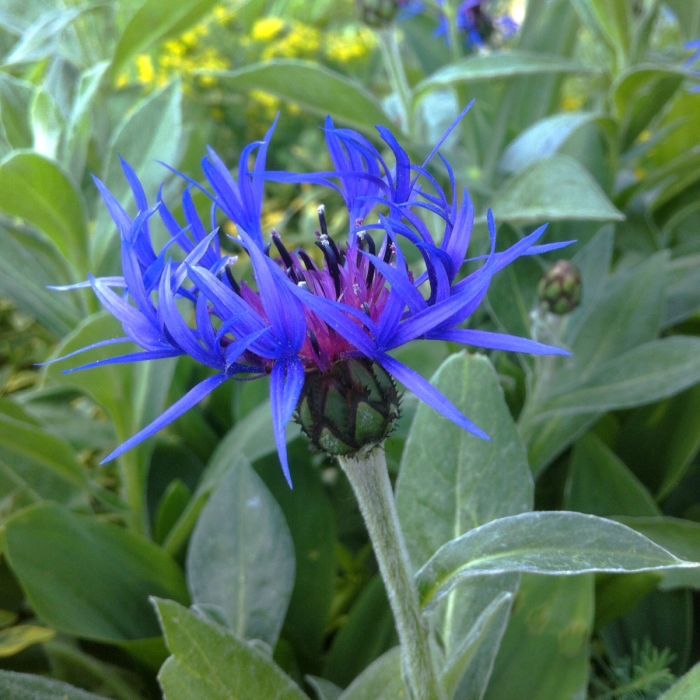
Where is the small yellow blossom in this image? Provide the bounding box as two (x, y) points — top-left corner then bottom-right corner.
(263, 210), (285, 229)
(250, 89), (281, 111)
(325, 27), (376, 63)
(115, 73), (129, 89)
(223, 220), (238, 236)
(164, 39), (186, 57)
(136, 54), (155, 84)
(638, 130), (652, 143)
(561, 95), (583, 112)
(214, 5), (235, 25)
(252, 17), (286, 42)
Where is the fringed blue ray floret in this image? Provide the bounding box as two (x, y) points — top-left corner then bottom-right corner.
(50, 109), (571, 486)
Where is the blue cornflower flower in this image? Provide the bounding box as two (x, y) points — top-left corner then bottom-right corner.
(52, 112), (570, 486)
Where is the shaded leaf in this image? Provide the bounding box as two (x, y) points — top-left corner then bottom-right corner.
(5, 503), (188, 642)
(186, 461), (295, 646)
(0, 671), (108, 700)
(154, 598), (306, 700)
(339, 647), (406, 700)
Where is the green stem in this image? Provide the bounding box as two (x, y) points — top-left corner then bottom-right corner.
(338, 447), (446, 700)
(379, 27), (414, 136)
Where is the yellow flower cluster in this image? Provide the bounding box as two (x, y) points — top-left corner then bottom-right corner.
(325, 27), (376, 64)
(260, 22), (322, 60)
(116, 3), (233, 91)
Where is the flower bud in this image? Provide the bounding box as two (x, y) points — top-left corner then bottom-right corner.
(538, 260), (582, 315)
(356, 0), (404, 28)
(296, 359), (400, 456)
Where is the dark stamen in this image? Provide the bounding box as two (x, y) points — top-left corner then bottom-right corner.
(271, 231), (299, 282)
(383, 240), (395, 264)
(297, 249), (317, 272)
(309, 331), (321, 357)
(315, 238), (342, 298)
(317, 204), (344, 263)
(317, 205), (329, 237)
(361, 302), (371, 315)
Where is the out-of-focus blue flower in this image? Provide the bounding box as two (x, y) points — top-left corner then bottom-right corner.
(52, 109), (570, 486)
(404, 0), (517, 50)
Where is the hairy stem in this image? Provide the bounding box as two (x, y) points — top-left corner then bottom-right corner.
(338, 447), (446, 700)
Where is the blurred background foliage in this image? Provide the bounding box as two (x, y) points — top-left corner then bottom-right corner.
(0, 0), (699, 698)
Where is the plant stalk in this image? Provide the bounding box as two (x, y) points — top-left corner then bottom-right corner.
(338, 447), (446, 700)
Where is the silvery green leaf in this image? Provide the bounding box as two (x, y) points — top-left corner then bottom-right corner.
(186, 461), (295, 646)
(417, 512), (697, 608)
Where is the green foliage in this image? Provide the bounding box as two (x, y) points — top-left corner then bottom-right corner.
(0, 0), (699, 697)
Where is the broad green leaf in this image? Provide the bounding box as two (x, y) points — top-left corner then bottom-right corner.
(154, 479), (192, 544)
(5, 503), (188, 641)
(499, 112), (603, 174)
(483, 576), (593, 700)
(616, 517), (700, 591)
(216, 60), (388, 134)
(660, 662), (700, 700)
(0, 402), (86, 509)
(111, 0), (219, 76)
(0, 152), (88, 275)
(396, 353), (531, 680)
(0, 74), (33, 148)
(542, 337), (700, 415)
(564, 434), (660, 517)
(665, 254), (700, 327)
(339, 647), (406, 700)
(443, 592), (514, 700)
(415, 51), (589, 95)
(397, 353), (533, 570)
(0, 671), (108, 700)
(186, 461), (295, 646)
(0, 224), (80, 335)
(492, 156), (623, 224)
(417, 512), (695, 608)
(153, 598), (307, 700)
(0, 624), (54, 657)
(94, 83), (183, 270)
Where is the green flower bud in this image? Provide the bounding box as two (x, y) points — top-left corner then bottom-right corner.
(356, 0), (404, 28)
(538, 260), (582, 315)
(296, 359), (400, 457)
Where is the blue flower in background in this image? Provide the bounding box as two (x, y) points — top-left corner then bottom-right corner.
(53, 110), (570, 485)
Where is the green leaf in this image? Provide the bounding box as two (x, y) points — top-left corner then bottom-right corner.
(415, 51), (590, 95)
(565, 434), (660, 517)
(30, 89), (63, 159)
(613, 67), (686, 149)
(306, 676), (342, 700)
(4, 503), (188, 642)
(660, 662), (700, 700)
(257, 445), (336, 662)
(616, 517), (700, 591)
(111, 0), (219, 77)
(0, 624), (54, 657)
(397, 353), (533, 570)
(94, 83), (183, 270)
(499, 112), (604, 174)
(186, 461), (295, 646)
(483, 576), (593, 700)
(492, 155), (623, 224)
(216, 60), (388, 134)
(0, 401), (86, 509)
(396, 353), (531, 682)
(0, 151), (88, 275)
(542, 337), (700, 415)
(323, 577), (395, 687)
(0, 671), (108, 700)
(153, 598), (307, 700)
(442, 592), (514, 700)
(339, 647), (406, 700)
(0, 74), (33, 148)
(416, 512), (695, 608)
(154, 479), (192, 544)
(1, 7), (84, 65)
